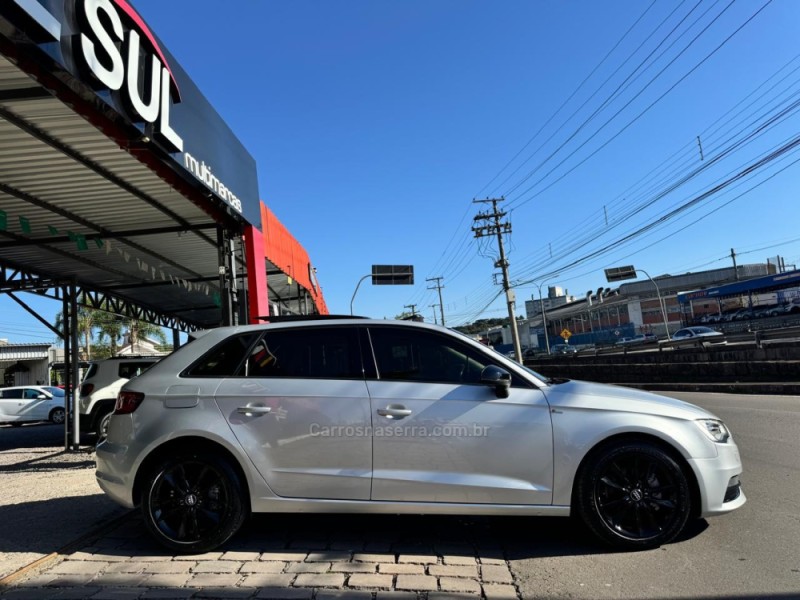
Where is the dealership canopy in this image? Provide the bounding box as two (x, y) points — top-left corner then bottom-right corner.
(0, 0), (327, 332)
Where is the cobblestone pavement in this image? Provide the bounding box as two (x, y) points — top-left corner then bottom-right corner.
(0, 510), (591, 600)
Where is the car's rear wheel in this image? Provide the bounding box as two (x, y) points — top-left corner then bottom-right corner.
(576, 441), (691, 550)
(141, 451), (247, 553)
(49, 407), (66, 425)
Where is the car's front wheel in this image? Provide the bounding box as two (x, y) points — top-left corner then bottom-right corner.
(141, 451), (247, 553)
(575, 441), (691, 550)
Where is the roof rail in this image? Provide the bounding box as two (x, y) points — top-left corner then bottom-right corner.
(256, 314), (368, 323)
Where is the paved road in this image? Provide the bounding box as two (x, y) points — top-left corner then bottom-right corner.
(0, 392), (798, 599)
(509, 392), (800, 599)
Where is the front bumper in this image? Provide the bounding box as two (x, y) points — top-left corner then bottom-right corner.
(687, 440), (746, 517)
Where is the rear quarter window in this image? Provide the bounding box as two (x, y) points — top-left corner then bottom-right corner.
(183, 332), (260, 377)
(118, 361), (157, 379)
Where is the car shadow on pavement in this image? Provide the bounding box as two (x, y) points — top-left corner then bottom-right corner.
(61, 512), (708, 561)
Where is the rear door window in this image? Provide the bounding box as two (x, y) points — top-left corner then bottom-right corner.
(245, 327), (362, 379)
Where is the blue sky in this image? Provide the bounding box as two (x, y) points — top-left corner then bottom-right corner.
(4, 0), (800, 343)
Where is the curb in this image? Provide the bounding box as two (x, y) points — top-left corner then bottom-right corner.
(0, 509), (134, 587)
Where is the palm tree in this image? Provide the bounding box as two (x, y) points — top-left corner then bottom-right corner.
(126, 319), (167, 353)
(95, 312), (126, 356)
(56, 304), (170, 358)
(54, 303), (96, 360)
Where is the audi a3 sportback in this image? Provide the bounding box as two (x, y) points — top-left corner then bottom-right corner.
(95, 318), (745, 553)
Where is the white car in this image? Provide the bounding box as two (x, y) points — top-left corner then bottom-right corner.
(0, 385), (66, 426)
(96, 318), (745, 553)
(664, 327), (726, 347)
(79, 356), (161, 438)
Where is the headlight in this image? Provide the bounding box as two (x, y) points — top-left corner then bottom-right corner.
(696, 419), (730, 443)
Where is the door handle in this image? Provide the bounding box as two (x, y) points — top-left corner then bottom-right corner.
(377, 405), (412, 419)
(237, 405), (272, 416)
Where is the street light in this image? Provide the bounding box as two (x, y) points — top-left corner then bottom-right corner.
(604, 265), (671, 341)
(350, 265), (414, 315)
(534, 281), (552, 355)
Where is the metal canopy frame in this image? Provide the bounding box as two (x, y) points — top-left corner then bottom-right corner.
(0, 17), (257, 449)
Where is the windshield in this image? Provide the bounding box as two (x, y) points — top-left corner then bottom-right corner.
(43, 387), (65, 397)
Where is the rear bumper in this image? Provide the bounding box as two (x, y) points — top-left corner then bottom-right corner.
(95, 437), (137, 508)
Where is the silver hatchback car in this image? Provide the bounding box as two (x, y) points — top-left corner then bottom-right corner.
(96, 318), (745, 553)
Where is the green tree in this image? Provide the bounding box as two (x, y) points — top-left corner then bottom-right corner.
(126, 319), (167, 354)
(56, 304), (169, 359)
(95, 311), (125, 356)
(54, 303), (96, 360)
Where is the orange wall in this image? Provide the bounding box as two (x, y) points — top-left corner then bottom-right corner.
(260, 202), (328, 314)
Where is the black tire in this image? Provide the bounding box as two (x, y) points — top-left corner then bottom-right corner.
(49, 407), (66, 425)
(141, 451), (247, 553)
(95, 410), (112, 439)
(575, 441), (691, 550)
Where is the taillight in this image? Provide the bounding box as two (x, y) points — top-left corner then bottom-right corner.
(80, 383), (94, 397)
(114, 391), (145, 414)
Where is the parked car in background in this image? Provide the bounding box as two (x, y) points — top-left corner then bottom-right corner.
(701, 313), (723, 324)
(522, 347), (541, 359)
(721, 309), (747, 322)
(751, 304), (780, 319)
(551, 343), (578, 354)
(96, 318), (745, 553)
(765, 302), (800, 317)
(664, 326), (726, 347)
(0, 385), (66, 426)
(617, 333), (657, 347)
(79, 356), (161, 439)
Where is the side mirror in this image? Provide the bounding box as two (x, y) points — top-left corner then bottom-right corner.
(480, 365), (511, 399)
(37, 394), (47, 399)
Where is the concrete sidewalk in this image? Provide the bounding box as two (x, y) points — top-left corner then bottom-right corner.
(1, 513), (523, 600)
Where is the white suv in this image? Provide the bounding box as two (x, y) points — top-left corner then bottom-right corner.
(79, 356), (160, 438)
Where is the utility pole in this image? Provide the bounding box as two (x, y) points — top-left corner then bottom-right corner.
(426, 277), (446, 327)
(472, 197), (522, 362)
(731, 248), (739, 280)
(430, 304), (439, 325)
(403, 304), (418, 318)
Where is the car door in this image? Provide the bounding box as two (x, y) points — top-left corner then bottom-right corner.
(0, 388), (24, 420)
(21, 388), (51, 420)
(365, 325), (553, 505)
(214, 326), (373, 500)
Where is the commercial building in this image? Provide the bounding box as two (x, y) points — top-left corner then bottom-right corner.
(498, 261), (797, 350)
(0, 1), (327, 438)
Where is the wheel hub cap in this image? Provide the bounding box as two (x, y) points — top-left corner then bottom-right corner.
(630, 488), (644, 502)
(184, 493), (198, 506)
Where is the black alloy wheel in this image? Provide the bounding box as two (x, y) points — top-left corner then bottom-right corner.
(142, 452), (246, 553)
(576, 442), (691, 550)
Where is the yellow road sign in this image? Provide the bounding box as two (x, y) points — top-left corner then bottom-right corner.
(561, 329), (572, 340)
